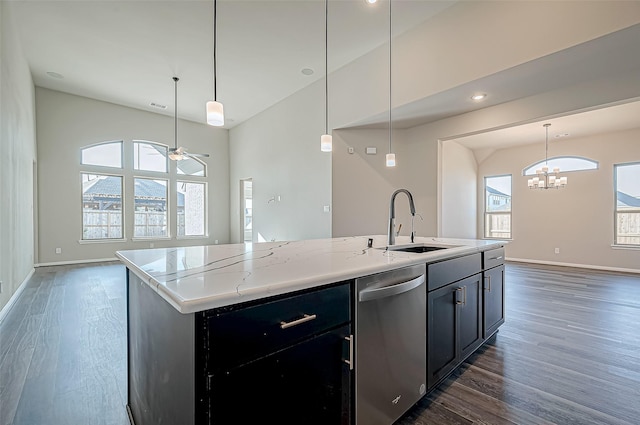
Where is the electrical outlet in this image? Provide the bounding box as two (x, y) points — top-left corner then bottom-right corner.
(215, 240), (219, 244)
(55, 247), (62, 254)
(554, 247), (560, 254)
(149, 243), (154, 248)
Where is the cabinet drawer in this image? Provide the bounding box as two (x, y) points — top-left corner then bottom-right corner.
(427, 253), (481, 291)
(483, 247), (505, 269)
(207, 283), (351, 371)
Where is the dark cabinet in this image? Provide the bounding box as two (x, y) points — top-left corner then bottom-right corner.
(427, 272), (482, 389)
(483, 264), (505, 338)
(209, 324), (351, 425)
(199, 282), (353, 425)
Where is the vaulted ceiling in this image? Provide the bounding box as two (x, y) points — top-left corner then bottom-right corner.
(6, 1), (640, 150)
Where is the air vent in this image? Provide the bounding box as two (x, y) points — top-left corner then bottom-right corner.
(150, 102), (167, 110)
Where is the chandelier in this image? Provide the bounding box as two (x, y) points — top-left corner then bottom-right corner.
(527, 123), (567, 190)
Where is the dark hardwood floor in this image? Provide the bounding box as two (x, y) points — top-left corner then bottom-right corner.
(1, 261), (639, 424)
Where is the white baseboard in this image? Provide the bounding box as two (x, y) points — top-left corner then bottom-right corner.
(35, 257), (118, 267)
(506, 257), (640, 275)
(0, 268), (36, 325)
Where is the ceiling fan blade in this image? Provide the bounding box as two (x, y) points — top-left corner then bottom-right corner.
(186, 152), (210, 158)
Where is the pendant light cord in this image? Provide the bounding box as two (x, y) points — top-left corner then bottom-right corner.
(213, 0), (218, 101)
(174, 77), (178, 150)
(325, 0), (328, 134)
(388, 0), (392, 154)
(544, 123), (550, 166)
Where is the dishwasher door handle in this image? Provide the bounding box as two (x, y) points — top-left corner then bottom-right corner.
(359, 275), (425, 302)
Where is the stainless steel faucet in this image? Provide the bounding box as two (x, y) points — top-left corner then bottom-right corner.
(388, 189), (416, 245)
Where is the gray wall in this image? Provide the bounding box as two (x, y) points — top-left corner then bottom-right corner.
(229, 81), (331, 244)
(478, 128), (640, 272)
(35, 88), (229, 264)
(0, 2), (37, 312)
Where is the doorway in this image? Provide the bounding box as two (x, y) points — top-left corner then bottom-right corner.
(240, 179), (253, 243)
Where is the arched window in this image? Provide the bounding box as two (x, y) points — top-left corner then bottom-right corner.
(134, 140), (168, 173)
(523, 156), (598, 176)
(81, 141), (123, 168)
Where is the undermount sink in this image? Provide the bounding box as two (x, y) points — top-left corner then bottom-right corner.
(376, 243), (460, 253)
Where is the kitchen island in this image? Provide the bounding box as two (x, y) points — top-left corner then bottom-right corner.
(116, 235), (506, 425)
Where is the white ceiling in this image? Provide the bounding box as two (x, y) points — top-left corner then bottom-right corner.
(6, 0), (640, 148)
(8, 0), (454, 127)
(451, 99), (640, 151)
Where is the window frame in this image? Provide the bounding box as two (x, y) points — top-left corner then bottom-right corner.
(132, 176), (170, 240)
(176, 180), (208, 239)
(133, 140), (169, 174)
(80, 140), (124, 169)
(613, 161), (640, 248)
(80, 172), (126, 242)
(523, 155), (598, 176)
(484, 174), (512, 240)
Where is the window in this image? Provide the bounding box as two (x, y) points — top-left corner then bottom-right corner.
(81, 141), (123, 168)
(134, 141), (167, 173)
(484, 175), (512, 239)
(134, 178), (168, 238)
(523, 156), (598, 176)
(80, 140), (208, 241)
(82, 174), (123, 240)
(177, 181), (206, 237)
(614, 162), (640, 246)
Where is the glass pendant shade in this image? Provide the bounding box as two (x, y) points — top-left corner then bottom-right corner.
(206, 101), (224, 126)
(386, 153), (396, 167)
(321, 134), (332, 152)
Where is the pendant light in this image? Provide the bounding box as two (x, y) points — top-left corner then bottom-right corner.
(206, 0), (224, 126)
(320, 0), (332, 152)
(527, 123), (568, 189)
(385, 0), (395, 167)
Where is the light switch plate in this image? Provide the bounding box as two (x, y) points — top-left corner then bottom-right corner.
(323, 205), (331, 212)
(348, 147), (354, 154)
(366, 147), (377, 155)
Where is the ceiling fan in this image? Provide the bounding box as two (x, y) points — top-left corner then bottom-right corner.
(168, 77), (210, 161)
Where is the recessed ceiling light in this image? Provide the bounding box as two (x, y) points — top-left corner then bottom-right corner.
(554, 133), (570, 138)
(365, 0), (378, 4)
(471, 93), (487, 101)
(46, 71), (64, 79)
(149, 102), (167, 110)
(301, 68), (314, 76)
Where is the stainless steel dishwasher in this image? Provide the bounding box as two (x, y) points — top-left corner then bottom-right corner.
(355, 263), (427, 425)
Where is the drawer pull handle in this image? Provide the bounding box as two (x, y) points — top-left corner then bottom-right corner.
(489, 256), (503, 261)
(280, 314), (317, 329)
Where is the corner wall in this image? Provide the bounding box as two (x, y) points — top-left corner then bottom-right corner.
(0, 2), (37, 312)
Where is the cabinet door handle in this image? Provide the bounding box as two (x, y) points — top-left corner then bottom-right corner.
(280, 313), (317, 329)
(344, 335), (354, 370)
(463, 285), (467, 306)
(484, 275), (492, 292)
(455, 287), (463, 305)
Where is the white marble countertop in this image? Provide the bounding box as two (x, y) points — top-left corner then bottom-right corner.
(115, 235), (505, 314)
